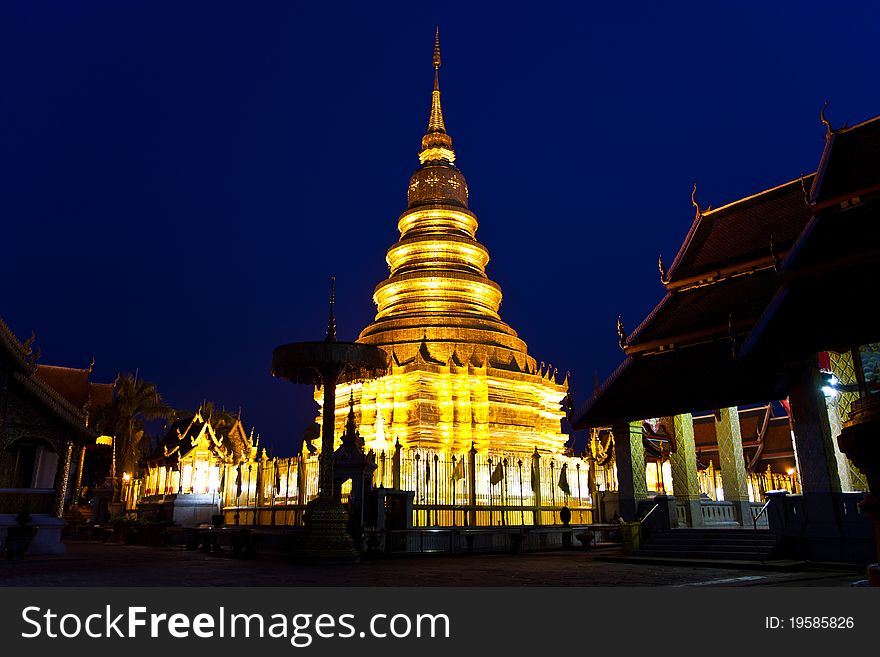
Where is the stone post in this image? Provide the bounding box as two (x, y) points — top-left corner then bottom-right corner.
(666, 413), (703, 527)
(610, 420), (648, 521)
(714, 407), (753, 525)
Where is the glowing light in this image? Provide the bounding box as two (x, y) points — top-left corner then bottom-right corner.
(822, 386), (838, 398)
(96, 435), (113, 446)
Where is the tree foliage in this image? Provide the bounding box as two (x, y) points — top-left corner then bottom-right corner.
(93, 373), (172, 476)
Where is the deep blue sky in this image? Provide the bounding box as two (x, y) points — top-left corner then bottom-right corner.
(2, 2), (878, 454)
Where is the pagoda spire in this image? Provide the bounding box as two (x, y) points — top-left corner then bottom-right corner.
(420, 27), (454, 163)
(429, 27), (445, 132)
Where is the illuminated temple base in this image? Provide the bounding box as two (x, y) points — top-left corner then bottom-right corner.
(315, 344), (569, 456)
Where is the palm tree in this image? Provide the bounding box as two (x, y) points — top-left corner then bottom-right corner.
(93, 373), (172, 484)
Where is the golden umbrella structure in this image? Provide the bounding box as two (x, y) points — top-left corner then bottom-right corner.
(271, 278), (388, 558)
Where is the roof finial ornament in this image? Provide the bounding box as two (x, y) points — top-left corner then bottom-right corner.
(617, 315), (627, 351)
(820, 100), (834, 135)
(325, 275), (337, 343)
(423, 28), (450, 145)
(23, 330), (36, 352)
(691, 182), (702, 219)
(658, 254), (668, 285)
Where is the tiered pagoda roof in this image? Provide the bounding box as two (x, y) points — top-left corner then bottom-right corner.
(575, 109), (880, 429)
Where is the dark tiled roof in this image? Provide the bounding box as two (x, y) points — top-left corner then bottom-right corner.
(149, 415), (208, 462)
(627, 268), (781, 348)
(813, 116), (880, 205)
(35, 365), (91, 409)
(34, 365), (116, 426)
(743, 117), (880, 360)
(741, 201), (880, 359)
(89, 382), (115, 412)
(666, 176), (814, 283)
(572, 342), (790, 429)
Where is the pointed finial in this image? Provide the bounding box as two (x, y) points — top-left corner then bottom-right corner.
(691, 183), (702, 219)
(617, 315), (627, 351)
(421, 27), (453, 161)
(427, 29), (446, 135)
(658, 254), (668, 284)
(325, 275), (337, 342)
(820, 100), (834, 134)
(346, 389), (357, 434)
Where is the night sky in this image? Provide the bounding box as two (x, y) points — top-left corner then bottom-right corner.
(3, 2), (879, 455)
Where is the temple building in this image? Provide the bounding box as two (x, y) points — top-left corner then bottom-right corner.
(573, 111), (879, 564)
(0, 317), (111, 553)
(317, 32), (569, 457)
(136, 408), (256, 525)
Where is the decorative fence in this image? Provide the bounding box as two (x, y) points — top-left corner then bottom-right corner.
(697, 462), (799, 503)
(134, 446), (593, 528)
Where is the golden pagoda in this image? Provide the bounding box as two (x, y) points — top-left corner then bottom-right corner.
(319, 31), (568, 456)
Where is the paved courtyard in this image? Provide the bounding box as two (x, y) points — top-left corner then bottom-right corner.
(0, 540), (864, 587)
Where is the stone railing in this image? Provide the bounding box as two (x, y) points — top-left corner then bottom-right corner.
(675, 503), (687, 526)
(749, 501), (770, 528)
(700, 500), (740, 527)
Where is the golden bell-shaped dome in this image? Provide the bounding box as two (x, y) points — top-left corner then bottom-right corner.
(358, 28), (529, 365)
(321, 30), (569, 457)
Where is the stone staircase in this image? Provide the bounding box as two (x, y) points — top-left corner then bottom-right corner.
(637, 528), (780, 561)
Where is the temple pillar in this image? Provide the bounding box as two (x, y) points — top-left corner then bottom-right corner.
(714, 407), (752, 525)
(789, 361), (841, 494)
(53, 440), (74, 518)
(786, 358), (844, 556)
(827, 350), (868, 491)
(666, 413), (702, 527)
(73, 445), (87, 503)
(611, 420), (647, 521)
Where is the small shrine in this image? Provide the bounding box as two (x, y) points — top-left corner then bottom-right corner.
(137, 409), (255, 526)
